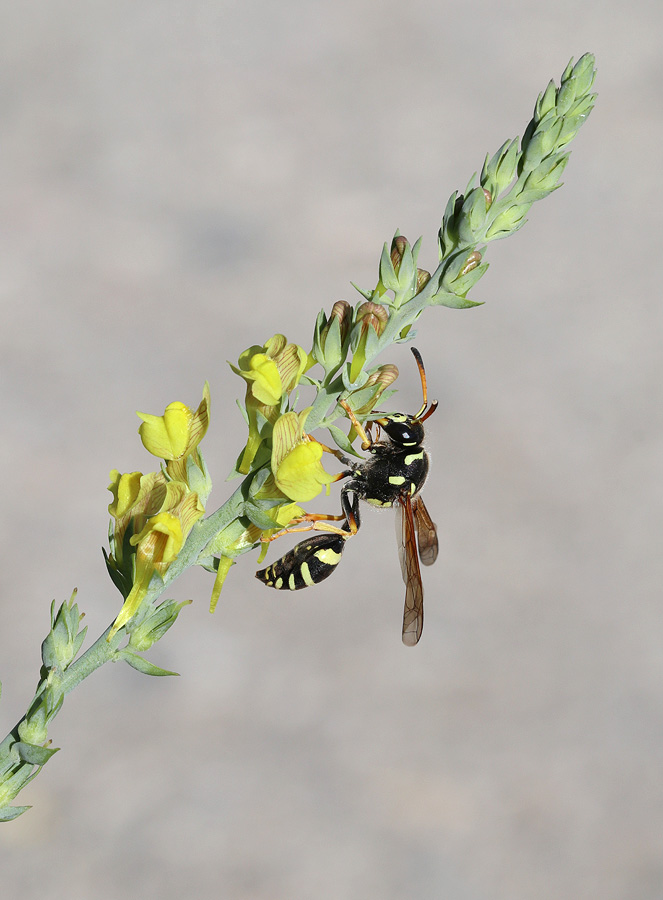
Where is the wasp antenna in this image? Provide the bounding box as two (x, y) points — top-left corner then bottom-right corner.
(419, 398), (438, 424)
(410, 347), (429, 420)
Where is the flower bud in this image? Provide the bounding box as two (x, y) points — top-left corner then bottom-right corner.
(460, 250), (482, 276)
(348, 364), (399, 416)
(416, 268), (431, 293)
(390, 235), (409, 274)
(325, 300), (352, 344)
(355, 301), (388, 339)
(128, 598), (192, 651)
(314, 300), (353, 372)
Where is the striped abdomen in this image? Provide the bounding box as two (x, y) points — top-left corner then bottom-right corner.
(256, 531), (348, 591)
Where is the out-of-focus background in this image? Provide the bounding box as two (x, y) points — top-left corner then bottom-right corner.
(1, 2), (661, 898)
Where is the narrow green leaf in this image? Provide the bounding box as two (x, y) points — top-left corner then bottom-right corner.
(243, 501), (281, 531)
(0, 805), (31, 822)
(428, 291), (484, 309)
(15, 742), (59, 766)
(327, 424), (363, 458)
(116, 650), (179, 678)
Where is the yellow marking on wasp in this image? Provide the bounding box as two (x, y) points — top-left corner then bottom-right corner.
(275, 577), (283, 589)
(389, 475), (406, 485)
(404, 451), (424, 465)
(300, 561), (315, 586)
(410, 482), (417, 494)
(288, 573), (297, 590)
(314, 547), (343, 566)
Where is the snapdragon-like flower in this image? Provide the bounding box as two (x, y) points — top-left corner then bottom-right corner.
(271, 409), (335, 502)
(231, 334), (308, 474)
(138, 383), (210, 461)
(107, 470), (168, 572)
(137, 383), (211, 490)
(108, 488), (204, 639)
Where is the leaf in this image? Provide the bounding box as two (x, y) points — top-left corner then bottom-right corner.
(243, 500), (281, 531)
(428, 291), (484, 309)
(15, 742), (59, 766)
(0, 805), (31, 822)
(327, 424), (363, 459)
(116, 649), (179, 677)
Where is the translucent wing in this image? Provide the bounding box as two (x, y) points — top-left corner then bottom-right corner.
(412, 495), (438, 566)
(395, 493), (424, 646)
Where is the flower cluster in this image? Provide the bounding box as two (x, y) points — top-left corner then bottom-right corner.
(105, 385), (211, 640)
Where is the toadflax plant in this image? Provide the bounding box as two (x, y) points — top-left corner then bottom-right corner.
(0, 54), (596, 820)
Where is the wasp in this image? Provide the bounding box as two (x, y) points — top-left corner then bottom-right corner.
(256, 347), (438, 645)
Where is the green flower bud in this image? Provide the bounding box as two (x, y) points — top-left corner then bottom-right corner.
(41, 592), (87, 672)
(485, 202), (532, 240)
(128, 598), (192, 651)
(313, 300), (353, 372)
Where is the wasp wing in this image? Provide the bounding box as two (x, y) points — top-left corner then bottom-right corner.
(412, 495), (438, 566)
(395, 494), (424, 646)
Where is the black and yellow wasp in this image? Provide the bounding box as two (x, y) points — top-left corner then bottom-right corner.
(256, 347), (438, 645)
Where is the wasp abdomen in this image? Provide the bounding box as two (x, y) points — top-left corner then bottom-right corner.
(256, 532), (348, 591)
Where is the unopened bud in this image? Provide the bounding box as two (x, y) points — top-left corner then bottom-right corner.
(460, 250), (482, 276)
(371, 363), (399, 388)
(356, 301), (388, 338)
(324, 300), (353, 345)
(416, 268), (431, 293)
(390, 235), (409, 273)
(350, 364), (400, 415)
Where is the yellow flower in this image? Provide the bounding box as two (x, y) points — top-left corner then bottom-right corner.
(137, 383), (210, 462)
(108, 485), (204, 640)
(108, 470), (143, 520)
(271, 410), (335, 502)
(231, 335), (308, 474)
(132, 512), (184, 574)
(107, 469), (168, 569)
(109, 512), (183, 639)
(231, 335), (307, 407)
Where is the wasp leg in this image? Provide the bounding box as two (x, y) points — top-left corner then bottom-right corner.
(339, 485), (361, 533)
(262, 512), (352, 546)
(339, 401), (373, 449)
(258, 485), (360, 588)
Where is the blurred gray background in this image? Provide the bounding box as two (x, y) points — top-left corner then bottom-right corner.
(1, 2), (661, 898)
